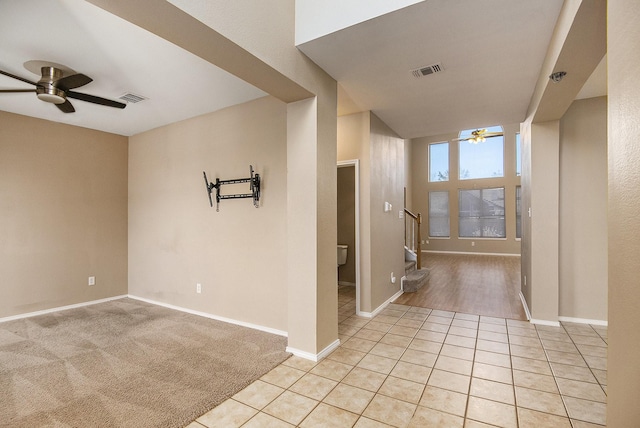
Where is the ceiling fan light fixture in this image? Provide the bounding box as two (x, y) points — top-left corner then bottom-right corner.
(36, 86), (66, 104)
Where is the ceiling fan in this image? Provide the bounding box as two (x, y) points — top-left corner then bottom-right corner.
(453, 128), (503, 144)
(0, 61), (126, 113)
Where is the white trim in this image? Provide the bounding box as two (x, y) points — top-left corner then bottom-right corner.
(359, 289), (404, 318)
(530, 319), (561, 327)
(338, 281), (356, 287)
(423, 250), (521, 257)
(519, 291), (531, 321)
(400, 275), (407, 292)
(0, 295), (128, 324)
(287, 338), (340, 362)
(127, 295), (288, 337)
(558, 316), (608, 327)
(338, 159), (361, 316)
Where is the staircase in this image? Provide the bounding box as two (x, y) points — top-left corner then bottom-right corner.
(403, 208), (429, 292)
(403, 249), (430, 292)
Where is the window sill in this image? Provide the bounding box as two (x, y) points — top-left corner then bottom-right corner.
(458, 237), (507, 241)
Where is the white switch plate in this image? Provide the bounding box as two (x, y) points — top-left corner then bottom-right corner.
(88, 276), (95, 286)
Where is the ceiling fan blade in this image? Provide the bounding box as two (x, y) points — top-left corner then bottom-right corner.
(56, 100), (75, 113)
(67, 91), (126, 109)
(0, 69), (37, 86)
(56, 73), (93, 90)
(0, 89), (36, 93)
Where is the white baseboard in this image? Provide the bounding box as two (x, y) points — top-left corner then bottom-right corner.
(423, 250), (521, 257)
(127, 295), (288, 337)
(558, 316), (608, 327)
(287, 338), (340, 362)
(338, 281), (356, 287)
(0, 295), (128, 324)
(519, 292), (531, 321)
(358, 289), (404, 318)
(530, 319), (561, 327)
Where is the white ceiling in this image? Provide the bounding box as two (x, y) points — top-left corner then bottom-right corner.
(298, 0), (567, 139)
(0, 0), (266, 136)
(0, 1), (605, 141)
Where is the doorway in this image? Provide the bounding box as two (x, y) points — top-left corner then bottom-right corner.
(337, 160), (360, 316)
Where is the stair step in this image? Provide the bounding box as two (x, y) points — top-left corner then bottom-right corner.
(405, 260), (416, 274)
(403, 268), (430, 293)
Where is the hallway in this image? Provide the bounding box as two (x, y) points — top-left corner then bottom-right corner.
(395, 254), (527, 320)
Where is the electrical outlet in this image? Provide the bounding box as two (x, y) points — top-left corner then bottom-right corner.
(88, 276), (95, 286)
(196, 283), (202, 294)
(471, 241), (475, 247)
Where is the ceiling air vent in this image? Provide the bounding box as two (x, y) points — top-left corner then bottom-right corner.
(118, 92), (147, 104)
(411, 63), (444, 78)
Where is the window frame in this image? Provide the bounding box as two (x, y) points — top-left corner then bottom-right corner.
(428, 190), (450, 238)
(458, 126), (505, 180)
(516, 133), (522, 177)
(458, 187), (506, 239)
(428, 141), (450, 182)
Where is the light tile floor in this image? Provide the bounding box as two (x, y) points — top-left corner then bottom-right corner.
(188, 287), (607, 427)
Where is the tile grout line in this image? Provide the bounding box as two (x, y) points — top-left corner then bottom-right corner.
(223, 296), (606, 428)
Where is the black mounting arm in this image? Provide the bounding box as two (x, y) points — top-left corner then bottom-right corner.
(203, 165), (261, 212)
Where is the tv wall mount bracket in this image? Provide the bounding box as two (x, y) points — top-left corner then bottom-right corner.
(203, 165), (261, 212)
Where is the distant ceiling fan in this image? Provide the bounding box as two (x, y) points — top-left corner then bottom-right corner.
(452, 128), (503, 144)
(0, 61), (126, 113)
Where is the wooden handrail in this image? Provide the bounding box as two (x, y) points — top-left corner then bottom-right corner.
(405, 208), (419, 221)
(404, 208), (422, 270)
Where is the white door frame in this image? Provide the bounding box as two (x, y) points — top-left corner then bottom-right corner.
(337, 159), (361, 315)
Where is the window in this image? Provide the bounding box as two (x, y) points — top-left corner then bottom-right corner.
(428, 191), (450, 237)
(458, 126), (504, 180)
(516, 185), (522, 239)
(429, 142), (449, 182)
(458, 187), (505, 238)
(516, 133), (522, 176)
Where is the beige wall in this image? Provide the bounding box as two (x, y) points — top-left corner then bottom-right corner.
(91, 0), (339, 357)
(128, 96), (289, 331)
(528, 120), (561, 322)
(369, 114), (405, 309)
(559, 96), (607, 321)
(411, 124), (521, 255)
(338, 112), (371, 310)
(404, 139), (413, 210)
(520, 120), (532, 308)
(0, 111), (128, 317)
(337, 166), (356, 284)
(607, 0), (640, 424)
(337, 112), (404, 313)
(520, 0), (606, 324)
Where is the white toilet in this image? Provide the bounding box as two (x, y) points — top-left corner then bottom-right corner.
(337, 245), (348, 267)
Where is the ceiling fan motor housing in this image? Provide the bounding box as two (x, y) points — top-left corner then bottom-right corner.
(36, 66), (66, 104)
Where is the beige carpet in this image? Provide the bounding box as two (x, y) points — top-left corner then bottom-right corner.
(0, 298), (290, 427)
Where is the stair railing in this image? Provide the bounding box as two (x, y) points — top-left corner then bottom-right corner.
(404, 208), (422, 270)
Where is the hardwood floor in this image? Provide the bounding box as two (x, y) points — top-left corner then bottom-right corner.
(394, 253), (527, 320)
